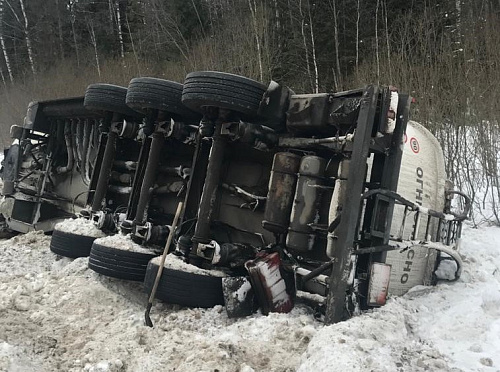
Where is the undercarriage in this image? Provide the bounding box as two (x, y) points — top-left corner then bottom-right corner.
(0, 72), (470, 323)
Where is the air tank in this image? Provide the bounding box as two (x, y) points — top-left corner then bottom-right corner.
(286, 155), (327, 253)
(262, 152), (301, 234)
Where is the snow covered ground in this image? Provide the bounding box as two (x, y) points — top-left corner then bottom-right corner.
(0, 224), (498, 372)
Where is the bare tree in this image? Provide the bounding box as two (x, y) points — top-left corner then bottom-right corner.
(308, 0), (319, 92)
(18, 0), (35, 76)
(383, 0), (391, 82)
(115, 0), (125, 64)
(248, 0), (264, 81)
(329, 0), (342, 90)
(69, 1), (80, 67)
(125, 12), (141, 74)
(54, 0), (64, 59)
(374, 0), (380, 84)
(0, 0), (13, 83)
(299, 0), (313, 91)
(88, 19), (101, 77)
(355, 0), (360, 71)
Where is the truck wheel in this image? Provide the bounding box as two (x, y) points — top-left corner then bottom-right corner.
(88, 241), (157, 281)
(50, 229), (99, 258)
(181, 71), (266, 119)
(84, 84), (140, 118)
(126, 77), (200, 122)
(144, 256), (225, 308)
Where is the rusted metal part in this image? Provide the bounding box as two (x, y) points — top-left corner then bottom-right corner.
(287, 155), (327, 253)
(325, 85), (379, 325)
(81, 119), (92, 184)
(262, 152), (301, 234)
(220, 121), (278, 150)
(133, 131), (164, 225)
(192, 122), (227, 245)
(287, 91), (364, 135)
(91, 131), (117, 211)
(278, 134), (353, 149)
(300, 260), (335, 283)
(56, 120), (74, 174)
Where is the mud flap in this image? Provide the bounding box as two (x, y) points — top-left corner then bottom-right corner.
(245, 252), (295, 315)
(222, 276), (256, 318)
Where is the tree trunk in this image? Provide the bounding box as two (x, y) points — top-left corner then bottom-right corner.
(88, 20), (101, 77)
(299, 0), (313, 91)
(330, 0), (342, 91)
(355, 0), (360, 71)
(248, 0), (264, 82)
(308, 1), (319, 93)
(383, 0), (391, 81)
(55, 0), (64, 59)
(375, 0), (380, 84)
(273, 0), (281, 49)
(0, 66), (6, 87)
(18, 0), (35, 76)
(125, 12), (141, 74)
(0, 0), (13, 83)
(71, 19), (80, 67)
(191, 0), (206, 38)
(69, 3), (80, 67)
(115, 0), (125, 64)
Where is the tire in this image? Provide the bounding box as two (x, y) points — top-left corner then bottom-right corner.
(84, 84), (141, 118)
(50, 229), (98, 258)
(181, 71), (266, 119)
(144, 257), (225, 308)
(88, 241), (157, 281)
(126, 77), (201, 121)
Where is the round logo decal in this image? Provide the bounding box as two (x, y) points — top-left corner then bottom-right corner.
(410, 137), (419, 153)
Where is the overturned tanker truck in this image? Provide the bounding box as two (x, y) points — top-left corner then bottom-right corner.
(0, 72), (470, 324)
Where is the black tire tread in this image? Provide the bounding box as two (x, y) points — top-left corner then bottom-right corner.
(143, 260), (224, 308)
(88, 246), (154, 265)
(184, 71), (265, 90)
(88, 256), (147, 274)
(84, 84), (140, 118)
(88, 259), (146, 281)
(181, 71), (266, 118)
(126, 77), (200, 120)
(88, 241), (157, 281)
(183, 79), (266, 95)
(91, 240), (157, 260)
(50, 229), (98, 258)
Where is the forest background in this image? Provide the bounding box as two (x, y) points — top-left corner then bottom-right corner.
(0, 0), (498, 224)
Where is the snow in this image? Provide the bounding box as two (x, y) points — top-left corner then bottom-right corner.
(151, 254), (227, 277)
(93, 234), (156, 254)
(0, 225), (498, 371)
(300, 225), (500, 372)
(54, 218), (106, 238)
(235, 279), (252, 302)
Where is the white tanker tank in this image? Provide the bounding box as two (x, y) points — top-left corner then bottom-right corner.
(385, 120), (447, 295)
